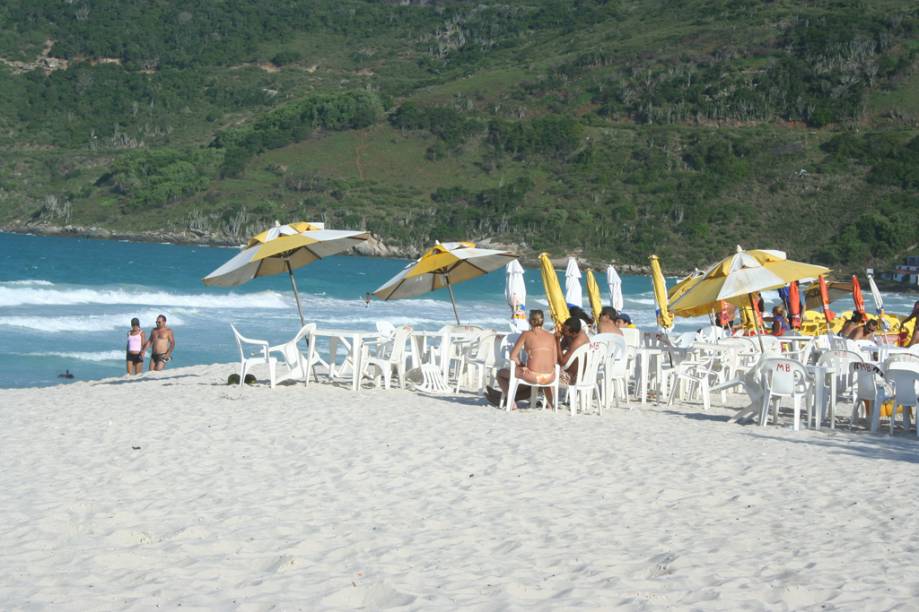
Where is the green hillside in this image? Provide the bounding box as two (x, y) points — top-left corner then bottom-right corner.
(0, 0), (917, 274)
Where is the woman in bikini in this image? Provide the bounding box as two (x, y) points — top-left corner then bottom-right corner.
(125, 317), (146, 375)
(488, 310), (559, 409)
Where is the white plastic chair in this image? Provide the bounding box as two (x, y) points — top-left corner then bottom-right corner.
(782, 337), (816, 365)
(594, 333), (630, 410)
(504, 362), (561, 412)
(850, 362), (887, 433)
(666, 350), (719, 411)
(231, 324), (277, 388)
(361, 325), (412, 389)
(455, 330), (498, 393)
(759, 358), (812, 431)
(268, 323), (322, 386)
(883, 363), (919, 435)
(559, 342), (606, 415)
(697, 325), (725, 343)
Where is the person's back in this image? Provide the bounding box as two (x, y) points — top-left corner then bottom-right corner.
(597, 306), (622, 335)
(523, 328), (557, 375)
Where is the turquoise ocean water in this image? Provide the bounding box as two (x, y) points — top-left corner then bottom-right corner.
(1, 232), (914, 389)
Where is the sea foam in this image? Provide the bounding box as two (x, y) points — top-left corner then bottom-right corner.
(0, 310), (186, 333)
(0, 285), (289, 309)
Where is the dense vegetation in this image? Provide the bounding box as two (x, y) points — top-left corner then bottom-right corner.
(0, 0), (917, 276)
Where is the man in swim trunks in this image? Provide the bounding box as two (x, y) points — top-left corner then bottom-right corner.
(488, 310), (559, 409)
(144, 314), (175, 371)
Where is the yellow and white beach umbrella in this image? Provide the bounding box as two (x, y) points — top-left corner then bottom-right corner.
(669, 246), (830, 315)
(372, 241), (516, 324)
(203, 221), (370, 324)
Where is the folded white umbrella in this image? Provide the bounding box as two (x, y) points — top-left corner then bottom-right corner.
(606, 265), (623, 311)
(505, 259), (527, 319)
(867, 271), (888, 331)
(564, 257), (583, 309)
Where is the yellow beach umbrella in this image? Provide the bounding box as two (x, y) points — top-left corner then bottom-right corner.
(667, 269), (711, 318)
(538, 253), (570, 329)
(649, 255), (673, 329)
(586, 269), (603, 324)
(203, 221), (370, 324)
(373, 241), (516, 324)
(668, 246), (830, 315)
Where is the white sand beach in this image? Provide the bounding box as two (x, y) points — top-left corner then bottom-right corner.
(2, 364), (918, 610)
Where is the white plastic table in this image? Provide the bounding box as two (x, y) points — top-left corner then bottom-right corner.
(310, 329), (382, 392)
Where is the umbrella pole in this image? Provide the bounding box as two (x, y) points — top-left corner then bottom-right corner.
(285, 260), (306, 327)
(749, 294), (765, 352)
(446, 277), (461, 325)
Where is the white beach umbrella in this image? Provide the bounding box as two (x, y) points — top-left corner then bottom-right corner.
(564, 257), (583, 308)
(505, 259), (526, 309)
(867, 272), (884, 313)
(606, 265), (624, 311)
(867, 271), (888, 331)
(203, 221), (370, 324)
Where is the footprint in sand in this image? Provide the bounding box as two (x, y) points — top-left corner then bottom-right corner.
(105, 529), (154, 546)
(321, 581), (416, 608)
(647, 552), (678, 578)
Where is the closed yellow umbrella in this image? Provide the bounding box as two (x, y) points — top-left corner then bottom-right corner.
(538, 253), (570, 329)
(649, 255), (673, 329)
(586, 268), (603, 324)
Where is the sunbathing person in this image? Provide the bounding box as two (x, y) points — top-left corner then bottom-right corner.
(840, 312), (864, 338)
(558, 316), (589, 384)
(597, 306), (622, 335)
(849, 318), (879, 341)
(488, 310), (558, 409)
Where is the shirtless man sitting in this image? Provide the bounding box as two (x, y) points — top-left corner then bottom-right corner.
(488, 310), (559, 409)
(597, 306), (622, 335)
(144, 314), (176, 371)
(849, 318), (878, 342)
(558, 316), (589, 384)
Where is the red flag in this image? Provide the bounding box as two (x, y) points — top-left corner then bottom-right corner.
(851, 275), (865, 315)
(818, 276), (835, 323)
(788, 281), (802, 329)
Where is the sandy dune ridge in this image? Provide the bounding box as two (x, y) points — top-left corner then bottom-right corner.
(1, 363), (918, 610)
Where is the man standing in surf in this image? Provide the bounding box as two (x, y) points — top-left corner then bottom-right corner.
(144, 314), (175, 371)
